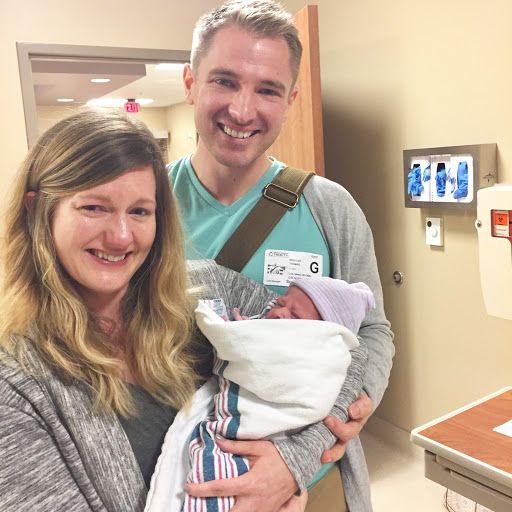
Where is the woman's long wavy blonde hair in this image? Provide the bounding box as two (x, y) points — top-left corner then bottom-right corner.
(0, 109), (197, 415)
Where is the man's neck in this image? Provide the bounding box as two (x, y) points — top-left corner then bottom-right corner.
(190, 145), (272, 206)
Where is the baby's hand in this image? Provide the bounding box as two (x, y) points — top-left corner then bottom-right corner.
(232, 308), (250, 321)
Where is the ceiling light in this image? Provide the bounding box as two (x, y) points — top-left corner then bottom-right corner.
(90, 78), (111, 83)
(86, 97), (125, 107)
(136, 98), (154, 106)
(155, 63), (185, 71)
(57, 98), (74, 102)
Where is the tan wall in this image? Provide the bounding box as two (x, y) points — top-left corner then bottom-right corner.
(36, 102), (196, 165)
(135, 107), (169, 135)
(37, 106), (85, 134)
(37, 106), (171, 161)
(314, 0), (512, 430)
(36, 105), (169, 136)
(132, 107), (171, 162)
(37, 103), (196, 165)
(1, 0), (219, 203)
(3, 0), (511, 433)
(166, 102), (196, 163)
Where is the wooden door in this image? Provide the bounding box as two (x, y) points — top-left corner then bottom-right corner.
(268, 5), (324, 176)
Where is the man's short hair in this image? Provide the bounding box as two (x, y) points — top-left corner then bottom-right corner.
(191, 0), (303, 84)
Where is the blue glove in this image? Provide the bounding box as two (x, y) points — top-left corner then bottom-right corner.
(453, 161), (469, 199)
(446, 169), (456, 193)
(422, 165), (431, 182)
(435, 163), (447, 197)
(408, 164), (423, 197)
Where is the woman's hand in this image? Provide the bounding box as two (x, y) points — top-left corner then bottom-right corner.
(321, 393), (373, 463)
(185, 438), (298, 512)
(232, 308), (250, 321)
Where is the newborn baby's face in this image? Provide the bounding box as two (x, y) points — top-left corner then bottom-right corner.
(265, 285), (321, 320)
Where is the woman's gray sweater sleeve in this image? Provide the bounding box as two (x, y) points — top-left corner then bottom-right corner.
(0, 347), (145, 512)
(0, 387), (97, 511)
(192, 261), (276, 317)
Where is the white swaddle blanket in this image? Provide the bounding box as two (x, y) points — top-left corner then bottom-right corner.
(195, 301), (359, 438)
(145, 302), (359, 511)
(145, 378), (217, 512)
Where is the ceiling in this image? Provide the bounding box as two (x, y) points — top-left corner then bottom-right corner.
(31, 57), (186, 108)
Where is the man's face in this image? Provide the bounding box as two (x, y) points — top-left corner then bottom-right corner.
(184, 24), (298, 172)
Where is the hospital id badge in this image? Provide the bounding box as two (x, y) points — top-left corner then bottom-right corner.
(198, 298), (228, 318)
(263, 250), (323, 287)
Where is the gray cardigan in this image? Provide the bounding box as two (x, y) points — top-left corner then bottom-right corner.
(0, 262), (273, 512)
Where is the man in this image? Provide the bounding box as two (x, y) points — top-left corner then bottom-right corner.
(169, 1), (394, 511)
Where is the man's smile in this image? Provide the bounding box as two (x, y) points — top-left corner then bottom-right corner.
(220, 123), (259, 139)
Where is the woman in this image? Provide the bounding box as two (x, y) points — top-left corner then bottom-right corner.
(0, 112), (324, 512)
(0, 110), (343, 512)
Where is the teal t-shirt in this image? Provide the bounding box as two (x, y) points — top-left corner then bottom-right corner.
(169, 156), (334, 485)
(169, 156), (330, 295)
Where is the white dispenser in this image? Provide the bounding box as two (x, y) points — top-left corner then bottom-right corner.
(475, 185), (512, 320)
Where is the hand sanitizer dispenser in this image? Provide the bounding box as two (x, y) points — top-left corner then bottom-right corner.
(475, 185), (512, 320)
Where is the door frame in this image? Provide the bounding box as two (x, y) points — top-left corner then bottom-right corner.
(17, 42), (190, 148)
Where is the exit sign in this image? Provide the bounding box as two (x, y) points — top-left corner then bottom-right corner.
(125, 101), (140, 113)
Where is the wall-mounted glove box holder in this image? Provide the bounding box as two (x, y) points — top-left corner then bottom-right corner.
(403, 144), (497, 209)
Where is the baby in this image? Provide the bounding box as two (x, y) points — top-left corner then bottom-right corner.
(183, 277), (375, 512)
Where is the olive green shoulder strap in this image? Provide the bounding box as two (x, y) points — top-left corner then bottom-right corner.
(215, 167), (314, 273)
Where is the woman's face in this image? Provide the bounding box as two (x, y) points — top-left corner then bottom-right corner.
(51, 166), (157, 311)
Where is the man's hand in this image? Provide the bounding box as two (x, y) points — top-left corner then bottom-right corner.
(320, 393), (373, 463)
(278, 490), (308, 512)
(185, 438), (298, 512)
